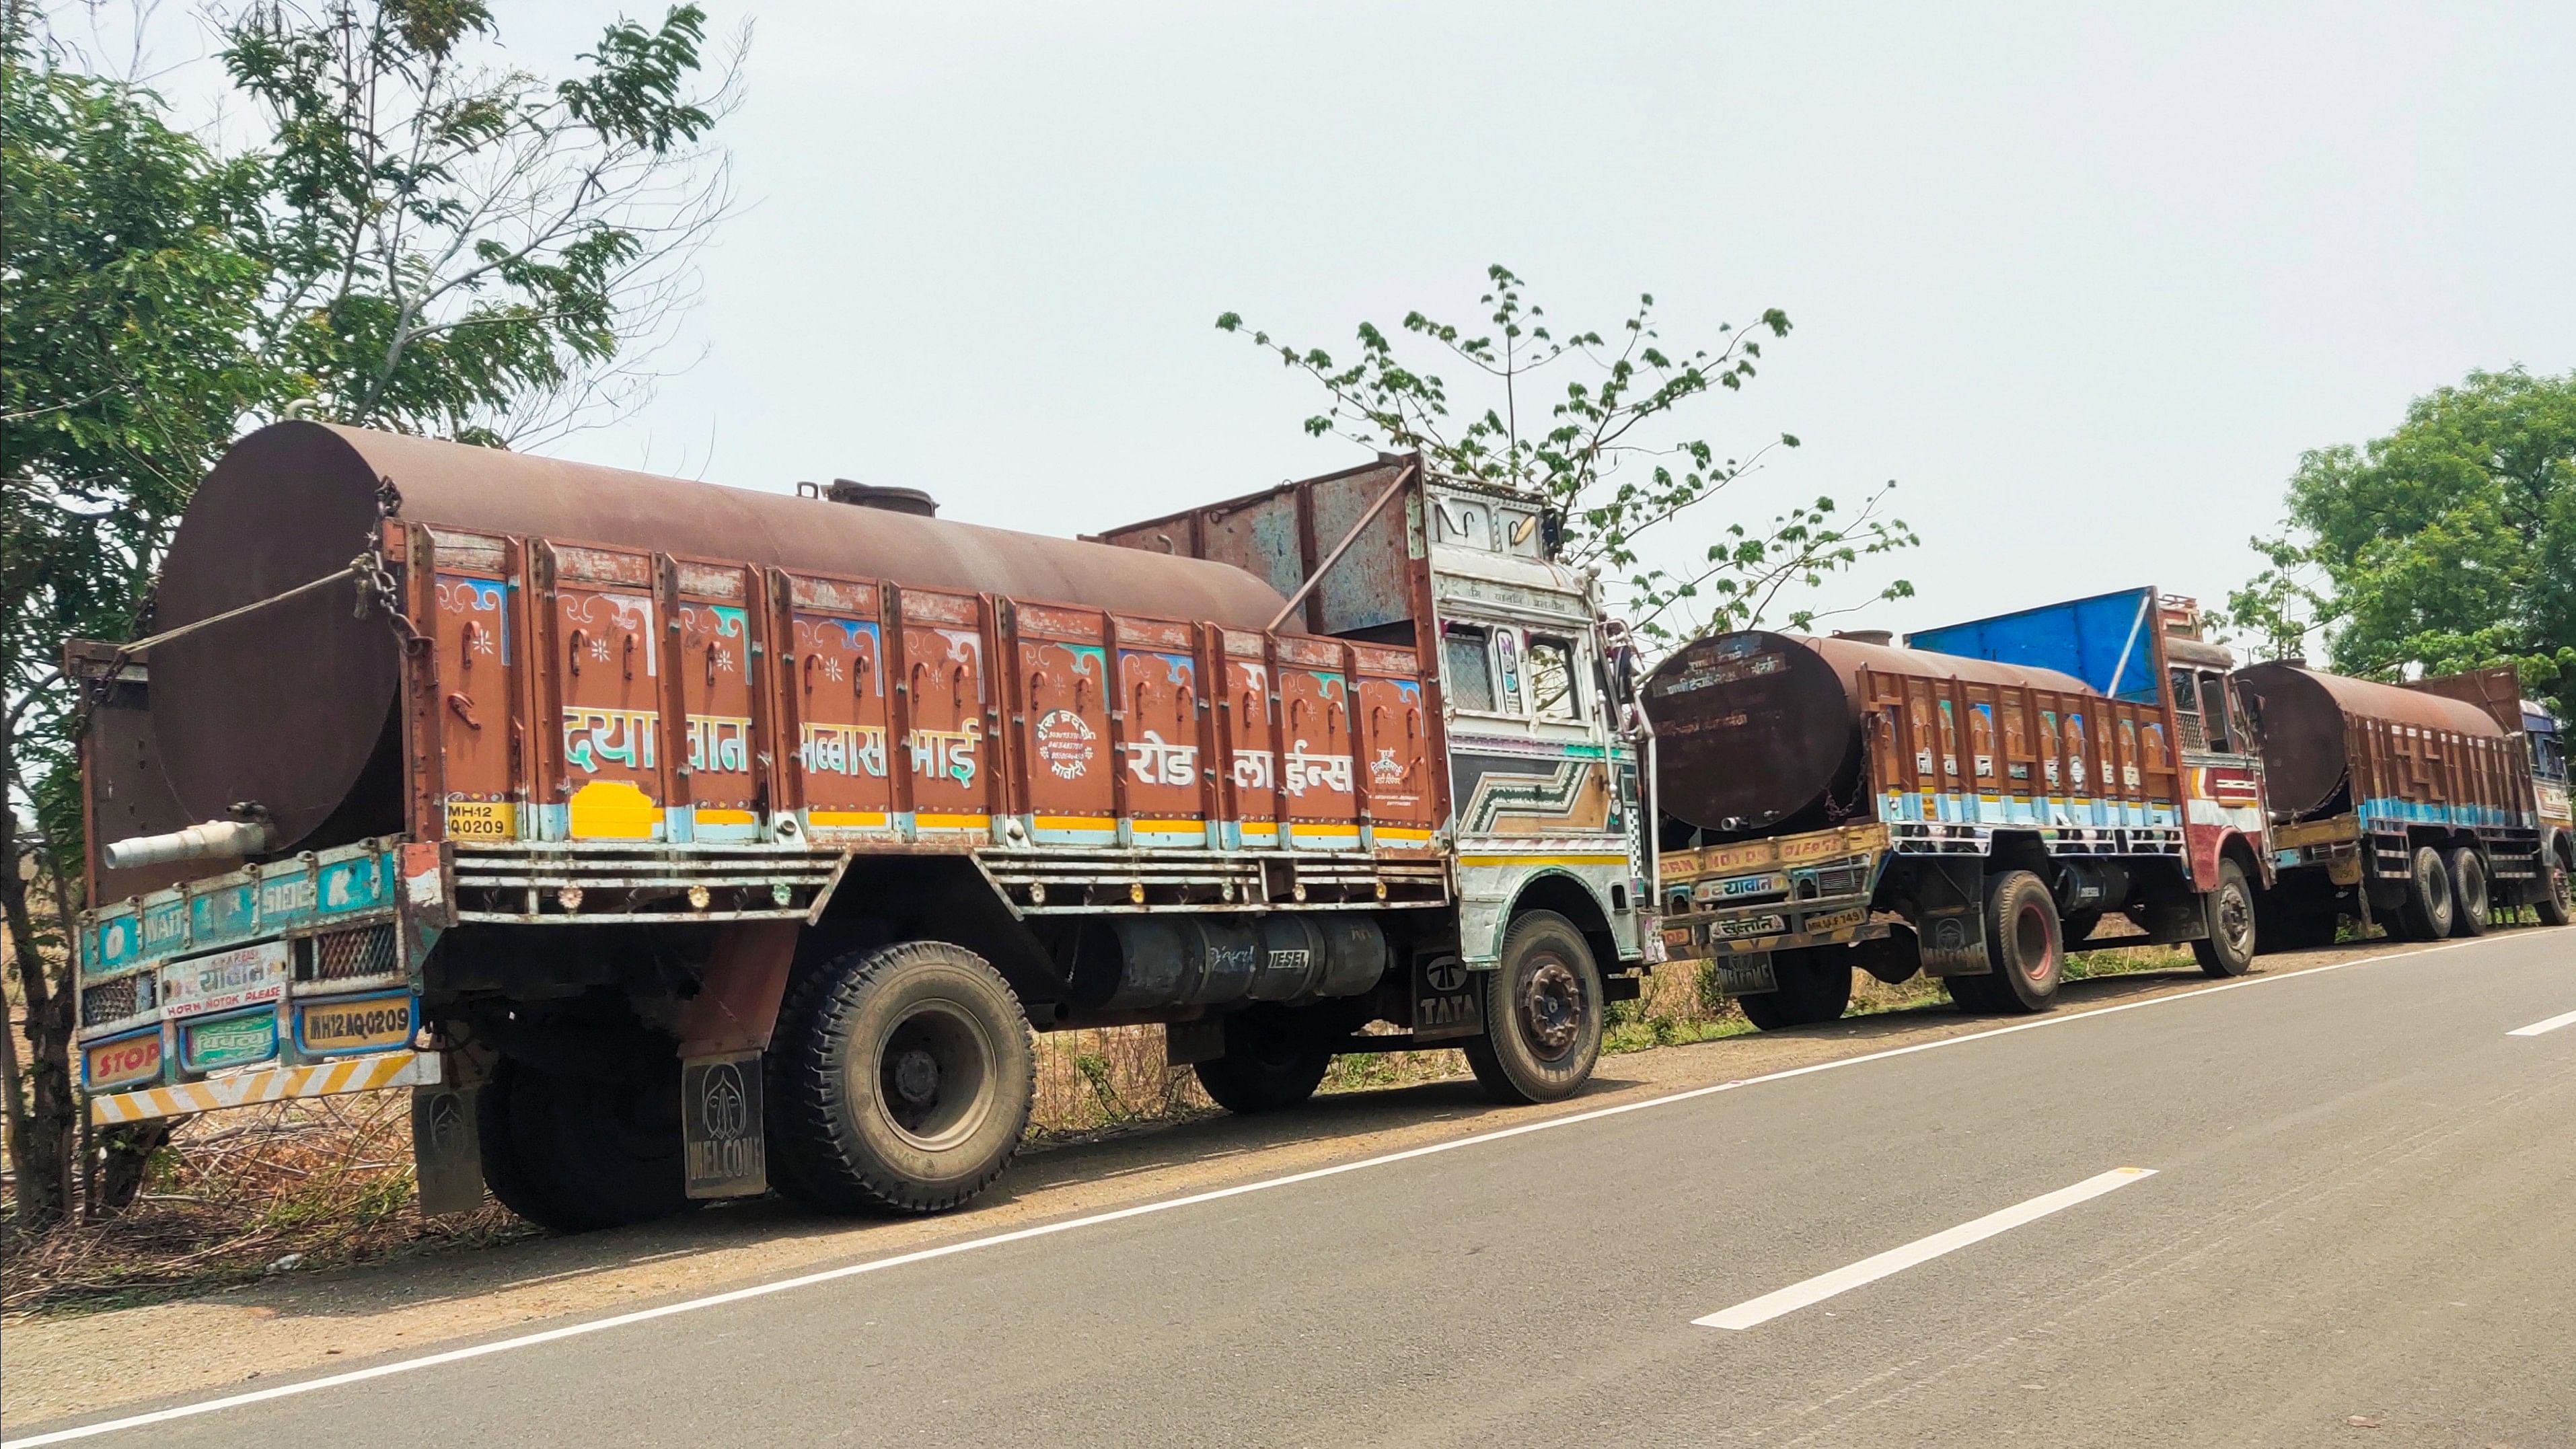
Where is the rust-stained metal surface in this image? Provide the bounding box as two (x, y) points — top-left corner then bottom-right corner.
(2400, 663), (2527, 735)
(1645, 630), (2093, 832)
(147, 422), (1293, 849)
(2233, 662), (2519, 823)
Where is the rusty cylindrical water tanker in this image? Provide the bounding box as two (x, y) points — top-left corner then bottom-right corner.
(71, 424), (1660, 1230)
(2234, 661), (2561, 943)
(1645, 630), (2093, 835)
(1644, 591), (2273, 1031)
(143, 422), (1293, 857)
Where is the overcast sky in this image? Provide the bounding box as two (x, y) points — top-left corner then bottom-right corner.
(109, 1), (2576, 638)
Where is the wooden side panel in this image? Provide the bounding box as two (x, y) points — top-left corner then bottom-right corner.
(1218, 631), (1280, 849)
(896, 588), (992, 842)
(1276, 636), (1358, 850)
(782, 572), (895, 838)
(543, 544), (667, 841)
(1115, 617), (1208, 848)
(673, 560), (762, 839)
(1353, 646), (1434, 850)
(429, 529), (519, 843)
(1016, 604), (1114, 846)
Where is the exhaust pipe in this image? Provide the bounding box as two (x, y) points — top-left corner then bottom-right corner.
(103, 819), (276, 871)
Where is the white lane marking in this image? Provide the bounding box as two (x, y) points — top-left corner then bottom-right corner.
(2506, 1008), (2576, 1037)
(1693, 1166), (2158, 1330)
(2, 930), (2524, 1448)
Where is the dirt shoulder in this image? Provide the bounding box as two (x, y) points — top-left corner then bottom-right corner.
(0, 932), (2517, 1432)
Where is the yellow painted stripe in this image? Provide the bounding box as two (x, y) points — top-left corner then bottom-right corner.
(914, 813), (990, 831)
(89, 1053), (433, 1125)
(1033, 815), (1115, 831)
(1372, 826), (1434, 842)
(694, 808), (757, 825)
(809, 810), (890, 827)
(1457, 853), (1632, 868)
(1289, 823), (1362, 838)
(1130, 819), (1207, 833)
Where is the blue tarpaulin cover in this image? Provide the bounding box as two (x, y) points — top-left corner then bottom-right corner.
(1906, 587), (2162, 703)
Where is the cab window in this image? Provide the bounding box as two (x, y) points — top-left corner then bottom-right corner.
(1442, 626), (1496, 713)
(1526, 636), (1581, 721)
(2197, 671), (2236, 752)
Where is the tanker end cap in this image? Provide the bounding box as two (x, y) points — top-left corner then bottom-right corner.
(102, 818), (277, 871)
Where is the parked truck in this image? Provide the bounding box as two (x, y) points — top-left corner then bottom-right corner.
(2236, 663), (2571, 942)
(1646, 590), (2270, 1027)
(71, 424), (1654, 1229)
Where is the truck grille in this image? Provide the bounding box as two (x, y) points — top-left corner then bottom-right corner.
(309, 924), (398, 982)
(1810, 865), (1863, 897)
(82, 973), (150, 1027)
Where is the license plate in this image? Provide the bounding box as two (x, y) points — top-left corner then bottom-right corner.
(445, 799), (517, 840)
(1707, 957), (1779, 998)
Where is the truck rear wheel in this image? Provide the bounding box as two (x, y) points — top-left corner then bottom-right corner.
(476, 1054), (692, 1233)
(2445, 848), (2489, 936)
(2397, 846), (2455, 941)
(1736, 948), (1853, 1031)
(1195, 1007), (1333, 1115)
(769, 940), (1034, 1215)
(2192, 858), (2258, 977)
(1948, 870), (2060, 1014)
(1464, 910), (1603, 1105)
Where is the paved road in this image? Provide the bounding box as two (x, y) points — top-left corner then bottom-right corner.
(17, 928), (2574, 1448)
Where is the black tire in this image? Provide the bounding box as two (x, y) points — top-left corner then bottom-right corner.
(1736, 947), (1855, 1031)
(1949, 870), (2061, 1014)
(475, 1054), (692, 1233)
(2540, 848), (2573, 927)
(768, 940), (1035, 1215)
(2445, 848), (2489, 937)
(1194, 1008), (1333, 1115)
(1463, 910), (1604, 1105)
(2193, 857), (2258, 977)
(2397, 845), (2454, 941)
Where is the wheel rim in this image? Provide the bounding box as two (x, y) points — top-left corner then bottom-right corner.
(2418, 852), (2447, 918)
(2217, 882), (2254, 957)
(1518, 957), (1584, 1061)
(873, 998), (997, 1152)
(2014, 900), (2057, 985)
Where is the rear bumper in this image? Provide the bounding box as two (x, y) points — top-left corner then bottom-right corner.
(89, 1050), (440, 1126)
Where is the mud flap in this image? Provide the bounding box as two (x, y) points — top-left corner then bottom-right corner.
(411, 1083), (484, 1218)
(682, 1050), (768, 1199)
(1413, 954), (1483, 1041)
(1911, 857), (1989, 977)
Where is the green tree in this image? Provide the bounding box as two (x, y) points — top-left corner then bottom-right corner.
(220, 0), (739, 444)
(1218, 264), (1917, 651)
(2228, 367), (2576, 715)
(1, 0), (739, 1228)
(2, 7), (277, 1228)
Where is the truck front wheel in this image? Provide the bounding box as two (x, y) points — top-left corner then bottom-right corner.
(476, 1053), (692, 1233)
(2192, 858), (2258, 977)
(2445, 848), (2489, 937)
(1736, 947), (1854, 1031)
(2540, 849), (2573, 927)
(1465, 910), (1603, 1105)
(2397, 846), (2455, 941)
(769, 940), (1035, 1215)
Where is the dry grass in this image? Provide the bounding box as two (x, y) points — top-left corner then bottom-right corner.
(0, 1094), (529, 1317)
